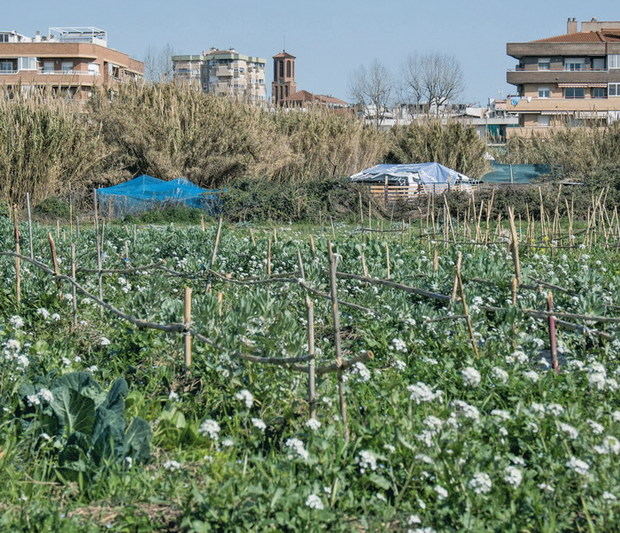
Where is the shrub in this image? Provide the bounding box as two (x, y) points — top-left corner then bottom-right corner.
(387, 120), (490, 178)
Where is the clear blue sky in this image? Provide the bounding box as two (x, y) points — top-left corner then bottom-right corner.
(4, 0), (619, 104)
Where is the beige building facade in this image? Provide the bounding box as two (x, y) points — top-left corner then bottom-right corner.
(172, 48), (266, 103)
(504, 18), (620, 134)
(0, 27), (143, 99)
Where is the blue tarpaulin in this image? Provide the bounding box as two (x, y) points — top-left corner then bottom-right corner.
(96, 175), (223, 216)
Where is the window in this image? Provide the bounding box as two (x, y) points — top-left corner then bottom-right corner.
(88, 62), (100, 75)
(538, 87), (551, 98)
(0, 60), (14, 72)
(592, 87), (607, 99)
(17, 57), (37, 71)
(564, 87), (585, 99)
(592, 57), (605, 71)
(61, 61), (73, 72)
(537, 115), (551, 127)
(43, 61), (55, 72)
(609, 55), (620, 69)
(565, 58), (584, 71)
(609, 83), (620, 97)
(0, 34), (8, 43)
(538, 58), (551, 70)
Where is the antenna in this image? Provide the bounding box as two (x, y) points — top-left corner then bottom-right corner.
(283, 35), (286, 52)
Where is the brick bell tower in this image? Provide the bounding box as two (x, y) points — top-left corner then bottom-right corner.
(272, 51), (296, 105)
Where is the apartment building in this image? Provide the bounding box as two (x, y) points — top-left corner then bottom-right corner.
(505, 18), (620, 132)
(172, 48), (266, 103)
(0, 27), (143, 99)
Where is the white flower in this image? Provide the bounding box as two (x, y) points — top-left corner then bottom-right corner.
(522, 370), (539, 382)
(593, 436), (620, 455)
(36, 308), (50, 320)
(383, 444), (396, 453)
(503, 466), (523, 488)
(285, 438), (309, 460)
(407, 514), (422, 525)
(566, 457), (590, 475)
(434, 485), (448, 500)
(450, 400), (480, 422)
(491, 409), (511, 421)
(168, 391), (179, 401)
(350, 362), (371, 383)
(51, 313), (61, 321)
(468, 472), (492, 494)
(199, 419), (221, 440)
(391, 338), (407, 352)
(305, 418), (321, 431)
(538, 483), (554, 492)
(461, 367), (481, 387)
(407, 382), (443, 404)
(305, 494), (324, 510)
(87, 365), (98, 372)
(557, 422), (579, 440)
(602, 492), (617, 502)
(40, 432), (52, 442)
(392, 359), (406, 371)
(506, 350), (528, 364)
(163, 460), (181, 471)
(221, 438), (234, 447)
(38, 389), (54, 403)
(26, 394), (41, 406)
(357, 450), (378, 473)
(9, 315), (24, 329)
(235, 389), (254, 409)
(100, 337), (111, 346)
(546, 404), (564, 416)
(251, 418), (266, 431)
(491, 367), (508, 384)
(612, 411), (620, 422)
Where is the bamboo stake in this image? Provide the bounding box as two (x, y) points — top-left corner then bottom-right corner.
(183, 287), (193, 367)
(511, 277), (518, 306)
(71, 243), (78, 327)
(432, 248), (439, 273)
(12, 205), (21, 305)
(455, 252), (479, 358)
(328, 242), (349, 443)
(94, 189), (104, 315)
(210, 216), (223, 267)
(547, 292), (559, 373)
(48, 232), (60, 277)
(358, 191), (364, 226)
(200, 215), (206, 232)
(306, 296), (317, 419)
(507, 207), (522, 286)
(266, 236), (272, 276)
(451, 251), (462, 302)
(216, 291), (224, 317)
(26, 192), (34, 259)
(309, 234), (316, 255)
(384, 241), (391, 279)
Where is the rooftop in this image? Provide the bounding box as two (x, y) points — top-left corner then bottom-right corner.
(532, 30), (620, 43)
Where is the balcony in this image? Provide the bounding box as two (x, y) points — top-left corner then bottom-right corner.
(215, 66), (233, 77)
(503, 97), (620, 113)
(507, 68), (620, 85)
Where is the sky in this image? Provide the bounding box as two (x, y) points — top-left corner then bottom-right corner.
(4, 0), (620, 105)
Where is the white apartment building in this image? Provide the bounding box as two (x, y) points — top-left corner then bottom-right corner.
(172, 48), (266, 103)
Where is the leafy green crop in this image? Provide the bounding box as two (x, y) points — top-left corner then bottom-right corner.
(19, 372), (151, 481)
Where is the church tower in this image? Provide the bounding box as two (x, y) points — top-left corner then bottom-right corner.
(272, 51), (296, 105)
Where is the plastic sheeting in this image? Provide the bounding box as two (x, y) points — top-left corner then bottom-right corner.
(482, 163), (552, 184)
(350, 162), (472, 186)
(96, 175), (223, 217)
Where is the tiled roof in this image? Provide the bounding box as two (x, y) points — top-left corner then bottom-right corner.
(282, 90), (348, 106)
(533, 30), (620, 43)
(273, 51), (295, 59)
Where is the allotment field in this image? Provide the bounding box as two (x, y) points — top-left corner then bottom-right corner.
(0, 211), (619, 531)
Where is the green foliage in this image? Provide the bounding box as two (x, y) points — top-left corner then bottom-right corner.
(18, 372), (151, 481)
(387, 120), (490, 178)
(33, 196), (71, 219)
(121, 204), (205, 225)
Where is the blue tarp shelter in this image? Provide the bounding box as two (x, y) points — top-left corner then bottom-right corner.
(350, 162), (475, 187)
(96, 175), (223, 216)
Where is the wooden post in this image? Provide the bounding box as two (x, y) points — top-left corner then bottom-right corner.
(306, 296), (317, 419)
(183, 287), (193, 367)
(360, 248), (369, 277)
(216, 291), (224, 317)
(547, 292), (559, 373)
(48, 232), (60, 277)
(451, 251), (462, 302)
(507, 207), (521, 286)
(200, 215), (206, 232)
(384, 241), (391, 279)
(94, 189), (104, 314)
(328, 242), (349, 442)
(210, 216), (223, 268)
(309, 234), (316, 255)
(511, 277), (518, 306)
(358, 190), (364, 226)
(12, 205), (21, 305)
(432, 248), (439, 273)
(26, 192), (34, 259)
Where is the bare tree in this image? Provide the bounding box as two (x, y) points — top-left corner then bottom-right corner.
(402, 53), (464, 115)
(144, 43), (176, 83)
(349, 60), (393, 128)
